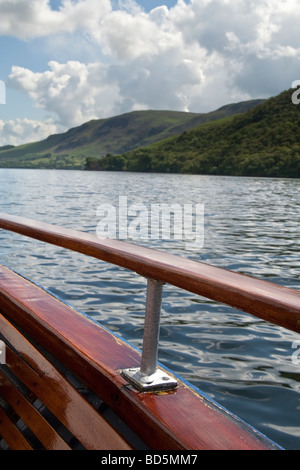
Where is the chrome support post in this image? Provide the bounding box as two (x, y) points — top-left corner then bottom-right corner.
(140, 278), (163, 376)
(122, 278), (177, 392)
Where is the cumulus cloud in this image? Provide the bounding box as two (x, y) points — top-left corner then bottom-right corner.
(9, 61), (121, 129)
(0, 118), (57, 146)
(2, 0), (300, 145)
(0, 0), (111, 38)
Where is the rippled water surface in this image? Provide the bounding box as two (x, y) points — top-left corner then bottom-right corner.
(0, 169), (300, 449)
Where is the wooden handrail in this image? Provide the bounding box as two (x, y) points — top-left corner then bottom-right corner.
(0, 212), (300, 334)
(0, 264), (280, 449)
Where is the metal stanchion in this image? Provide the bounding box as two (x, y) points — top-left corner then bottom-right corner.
(122, 278), (177, 391)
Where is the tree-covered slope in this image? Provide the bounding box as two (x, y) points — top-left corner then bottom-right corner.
(89, 89), (300, 178)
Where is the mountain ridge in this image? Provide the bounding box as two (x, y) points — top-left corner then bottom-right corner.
(0, 99), (264, 169)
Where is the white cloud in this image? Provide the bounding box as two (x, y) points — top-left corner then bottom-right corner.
(0, 0), (111, 38)
(97, 10), (161, 60)
(8, 61), (122, 129)
(0, 118), (57, 146)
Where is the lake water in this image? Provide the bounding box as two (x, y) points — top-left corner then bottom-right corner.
(0, 168), (300, 449)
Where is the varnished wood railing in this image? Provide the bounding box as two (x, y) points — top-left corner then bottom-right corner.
(0, 212), (299, 335)
(0, 264), (279, 449)
(1, 212), (292, 449)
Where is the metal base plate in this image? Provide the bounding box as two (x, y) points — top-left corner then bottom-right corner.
(122, 367), (177, 392)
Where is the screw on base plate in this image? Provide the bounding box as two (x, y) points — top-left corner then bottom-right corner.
(122, 367), (177, 392)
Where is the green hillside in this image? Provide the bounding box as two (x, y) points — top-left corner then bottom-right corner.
(0, 100), (263, 169)
(89, 89), (300, 178)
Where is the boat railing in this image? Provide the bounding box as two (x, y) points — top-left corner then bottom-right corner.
(0, 212), (300, 391)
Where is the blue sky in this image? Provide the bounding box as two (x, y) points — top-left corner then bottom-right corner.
(0, 0), (299, 146)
